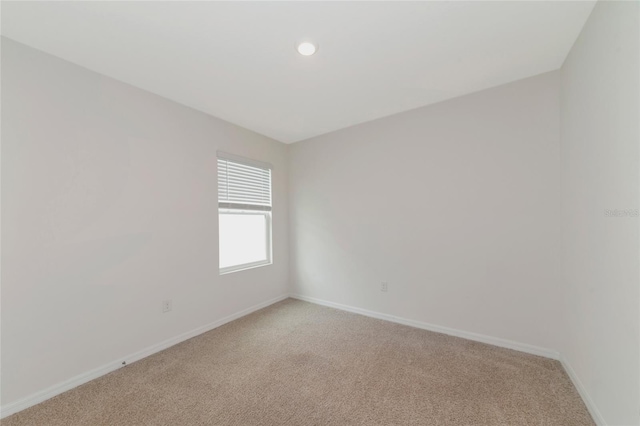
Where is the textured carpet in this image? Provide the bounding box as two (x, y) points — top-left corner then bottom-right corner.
(3, 299), (593, 425)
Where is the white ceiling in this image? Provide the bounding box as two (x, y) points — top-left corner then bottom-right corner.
(2, 1), (595, 144)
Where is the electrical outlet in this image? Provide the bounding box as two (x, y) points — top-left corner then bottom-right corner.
(381, 282), (388, 292)
(162, 300), (172, 313)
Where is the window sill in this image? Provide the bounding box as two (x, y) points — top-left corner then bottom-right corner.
(220, 261), (272, 275)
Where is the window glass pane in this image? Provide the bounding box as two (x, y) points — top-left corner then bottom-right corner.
(219, 212), (268, 270)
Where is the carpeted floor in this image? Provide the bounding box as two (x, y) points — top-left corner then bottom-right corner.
(3, 299), (593, 425)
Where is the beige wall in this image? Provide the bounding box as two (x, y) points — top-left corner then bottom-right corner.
(288, 71), (563, 352)
(1, 38), (289, 406)
(560, 1), (640, 424)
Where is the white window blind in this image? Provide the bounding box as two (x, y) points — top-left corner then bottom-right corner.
(218, 155), (272, 211)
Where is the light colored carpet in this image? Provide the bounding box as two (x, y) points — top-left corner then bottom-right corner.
(3, 299), (593, 425)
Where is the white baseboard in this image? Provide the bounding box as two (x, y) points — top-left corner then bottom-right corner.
(290, 294), (615, 424)
(3, 293), (603, 426)
(560, 354), (606, 426)
(0, 294), (289, 419)
(289, 294), (560, 360)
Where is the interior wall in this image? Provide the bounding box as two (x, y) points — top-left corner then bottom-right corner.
(559, 1), (640, 424)
(4, 3), (639, 422)
(288, 71), (563, 352)
(1, 38), (289, 406)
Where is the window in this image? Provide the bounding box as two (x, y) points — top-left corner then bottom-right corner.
(218, 153), (272, 274)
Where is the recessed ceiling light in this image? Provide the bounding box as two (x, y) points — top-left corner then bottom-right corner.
(296, 42), (317, 56)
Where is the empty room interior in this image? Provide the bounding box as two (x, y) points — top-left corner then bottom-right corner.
(1, 1), (639, 425)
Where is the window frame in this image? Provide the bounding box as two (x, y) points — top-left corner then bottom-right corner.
(218, 208), (273, 275)
(217, 152), (273, 276)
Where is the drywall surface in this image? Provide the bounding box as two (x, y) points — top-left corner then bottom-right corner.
(289, 71), (563, 352)
(560, 1), (640, 424)
(1, 38), (289, 406)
